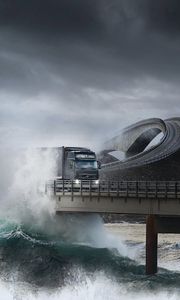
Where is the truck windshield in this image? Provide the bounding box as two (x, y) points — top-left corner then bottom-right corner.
(75, 160), (98, 169)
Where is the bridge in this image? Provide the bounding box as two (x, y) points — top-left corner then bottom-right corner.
(46, 179), (180, 276)
(46, 117), (180, 276)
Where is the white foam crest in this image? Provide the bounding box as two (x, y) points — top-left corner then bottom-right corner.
(0, 275), (179, 300)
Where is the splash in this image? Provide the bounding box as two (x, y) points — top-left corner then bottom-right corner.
(0, 147), (57, 224)
(0, 274), (179, 300)
(0, 148), (131, 258)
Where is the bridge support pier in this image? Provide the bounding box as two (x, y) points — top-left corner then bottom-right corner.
(146, 215), (158, 275)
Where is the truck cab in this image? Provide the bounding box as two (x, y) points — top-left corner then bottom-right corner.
(62, 147), (100, 180)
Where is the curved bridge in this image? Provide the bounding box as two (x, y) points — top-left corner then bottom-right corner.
(101, 117), (180, 170)
(104, 118), (167, 155)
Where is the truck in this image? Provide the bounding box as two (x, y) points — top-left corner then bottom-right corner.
(56, 146), (101, 180)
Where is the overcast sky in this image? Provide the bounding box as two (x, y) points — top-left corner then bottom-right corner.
(1, 0), (180, 149)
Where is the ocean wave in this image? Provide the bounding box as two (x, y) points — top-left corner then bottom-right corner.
(0, 220), (180, 292)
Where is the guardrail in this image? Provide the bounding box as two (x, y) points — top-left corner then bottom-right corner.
(46, 179), (180, 199)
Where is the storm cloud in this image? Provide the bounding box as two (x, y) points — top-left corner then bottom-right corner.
(0, 0), (180, 148)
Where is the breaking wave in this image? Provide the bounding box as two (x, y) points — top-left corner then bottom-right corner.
(0, 148), (180, 299)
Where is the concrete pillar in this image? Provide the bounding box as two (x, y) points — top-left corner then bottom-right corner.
(146, 215), (158, 275)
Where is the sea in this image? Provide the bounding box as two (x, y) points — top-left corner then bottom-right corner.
(0, 148), (179, 300)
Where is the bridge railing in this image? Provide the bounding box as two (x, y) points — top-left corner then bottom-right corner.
(46, 179), (180, 199)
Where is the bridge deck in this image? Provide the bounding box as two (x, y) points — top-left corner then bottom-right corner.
(46, 180), (180, 215)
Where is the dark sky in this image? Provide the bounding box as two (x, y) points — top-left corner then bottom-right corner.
(1, 0), (180, 148)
